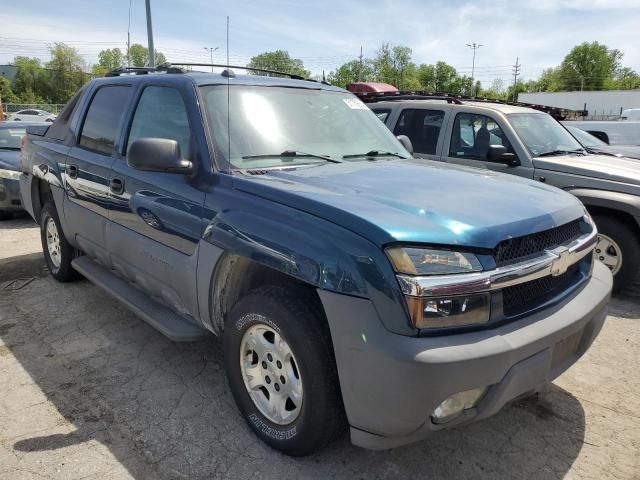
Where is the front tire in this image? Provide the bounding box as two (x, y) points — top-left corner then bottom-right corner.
(40, 201), (80, 282)
(593, 214), (639, 293)
(223, 286), (345, 456)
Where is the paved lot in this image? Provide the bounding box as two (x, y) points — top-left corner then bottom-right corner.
(0, 216), (639, 480)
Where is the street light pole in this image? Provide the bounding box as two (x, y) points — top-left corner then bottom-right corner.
(466, 42), (483, 96)
(204, 47), (219, 72)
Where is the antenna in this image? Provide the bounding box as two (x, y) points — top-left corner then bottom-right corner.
(225, 15), (232, 175)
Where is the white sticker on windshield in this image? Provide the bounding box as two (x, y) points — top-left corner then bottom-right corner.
(343, 98), (368, 110)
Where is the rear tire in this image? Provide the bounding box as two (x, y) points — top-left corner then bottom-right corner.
(0, 211), (13, 221)
(223, 285), (346, 456)
(40, 201), (81, 282)
(592, 214), (639, 293)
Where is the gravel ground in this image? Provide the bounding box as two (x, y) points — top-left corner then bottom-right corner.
(0, 215), (638, 480)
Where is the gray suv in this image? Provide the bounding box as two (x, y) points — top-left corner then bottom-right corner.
(371, 97), (640, 292)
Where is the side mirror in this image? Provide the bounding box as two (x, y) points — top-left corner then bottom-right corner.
(128, 138), (193, 174)
(588, 130), (610, 145)
(487, 145), (520, 166)
(396, 135), (414, 154)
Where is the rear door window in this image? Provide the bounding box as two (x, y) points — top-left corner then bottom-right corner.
(371, 109), (391, 123)
(79, 86), (132, 155)
(393, 109), (445, 155)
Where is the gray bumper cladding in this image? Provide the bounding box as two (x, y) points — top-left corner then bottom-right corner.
(319, 261), (612, 450)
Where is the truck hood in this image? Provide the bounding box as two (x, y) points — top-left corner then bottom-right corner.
(232, 159), (584, 249)
(0, 150), (20, 171)
(533, 153), (640, 186)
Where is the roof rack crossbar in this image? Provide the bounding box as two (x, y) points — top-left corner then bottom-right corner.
(105, 64), (186, 76)
(163, 62), (308, 80)
(365, 94), (463, 105)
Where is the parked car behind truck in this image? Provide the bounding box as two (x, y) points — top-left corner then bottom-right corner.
(20, 67), (611, 455)
(0, 121), (48, 219)
(371, 97), (640, 292)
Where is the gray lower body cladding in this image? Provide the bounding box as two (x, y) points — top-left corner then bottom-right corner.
(319, 260), (612, 450)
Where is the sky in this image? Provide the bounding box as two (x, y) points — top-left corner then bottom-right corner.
(2, 0), (640, 86)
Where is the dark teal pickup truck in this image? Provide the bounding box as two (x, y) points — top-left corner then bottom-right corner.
(20, 65), (612, 455)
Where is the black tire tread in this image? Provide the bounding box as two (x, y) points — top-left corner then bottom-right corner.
(593, 214), (640, 293)
(40, 200), (81, 282)
(224, 284), (346, 456)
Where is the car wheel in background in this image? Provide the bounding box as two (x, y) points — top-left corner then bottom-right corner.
(39, 201), (81, 282)
(593, 214), (639, 293)
(223, 285), (346, 456)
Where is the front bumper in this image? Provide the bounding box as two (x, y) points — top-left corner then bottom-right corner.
(319, 260), (612, 450)
(0, 177), (23, 212)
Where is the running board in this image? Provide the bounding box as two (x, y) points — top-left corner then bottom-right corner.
(71, 256), (209, 342)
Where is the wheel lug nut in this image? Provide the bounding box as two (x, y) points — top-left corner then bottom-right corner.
(276, 360), (282, 369)
(596, 249), (601, 253)
(280, 375), (285, 384)
(599, 256), (605, 261)
(265, 376), (271, 384)
(262, 361), (267, 369)
(274, 383), (280, 391)
(267, 353), (273, 362)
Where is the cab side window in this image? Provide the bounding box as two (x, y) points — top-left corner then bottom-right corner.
(393, 109), (444, 155)
(449, 112), (513, 160)
(79, 86), (133, 155)
(127, 86), (191, 160)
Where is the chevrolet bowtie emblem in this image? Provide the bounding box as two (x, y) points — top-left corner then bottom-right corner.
(550, 247), (572, 276)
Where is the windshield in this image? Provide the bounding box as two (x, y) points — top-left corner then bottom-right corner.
(566, 126), (607, 147)
(200, 85), (410, 169)
(0, 127), (26, 150)
(509, 113), (584, 156)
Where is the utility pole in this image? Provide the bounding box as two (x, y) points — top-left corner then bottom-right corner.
(145, 0), (155, 67)
(466, 43), (483, 96)
(127, 0), (132, 67)
(204, 47), (219, 72)
(512, 57), (521, 101)
(580, 75), (584, 91)
(358, 46), (363, 82)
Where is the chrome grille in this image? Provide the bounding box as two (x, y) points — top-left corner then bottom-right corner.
(502, 263), (582, 317)
(494, 219), (583, 266)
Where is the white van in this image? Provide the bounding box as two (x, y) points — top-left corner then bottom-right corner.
(621, 109), (640, 121)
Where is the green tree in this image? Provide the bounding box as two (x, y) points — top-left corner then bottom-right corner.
(127, 44), (166, 68)
(606, 67), (640, 90)
(0, 77), (18, 103)
(12, 57), (46, 97)
(370, 43), (420, 90)
(247, 50), (310, 78)
(417, 61), (472, 94)
(327, 59), (373, 88)
(44, 43), (88, 103)
(559, 42), (622, 91)
(92, 48), (125, 76)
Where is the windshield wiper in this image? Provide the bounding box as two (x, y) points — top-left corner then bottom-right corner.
(0, 147), (20, 151)
(537, 149), (586, 157)
(342, 150), (406, 159)
(242, 150), (341, 163)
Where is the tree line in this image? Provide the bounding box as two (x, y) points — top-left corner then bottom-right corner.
(2, 40), (638, 107)
(0, 42), (166, 105)
(243, 42), (640, 101)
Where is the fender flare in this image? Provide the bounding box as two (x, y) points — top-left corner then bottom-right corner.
(567, 188), (640, 229)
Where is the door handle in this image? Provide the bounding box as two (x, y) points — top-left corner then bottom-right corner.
(67, 164), (78, 179)
(110, 177), (125, 195)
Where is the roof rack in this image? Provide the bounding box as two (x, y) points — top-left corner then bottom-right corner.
(361, 94), (463, 105)
(104, 62), (324, 84)
(355, 89), (586, 120)
(104, 64), (187, 76)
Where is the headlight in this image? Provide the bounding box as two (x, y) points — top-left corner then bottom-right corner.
(386, 246), (482, 275)
(0, 168), (21, 180)
(387, 246), (489, 330)
(405, 293), (490, 329)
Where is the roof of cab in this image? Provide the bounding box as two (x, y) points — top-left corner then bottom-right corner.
(92, 70), (346, 92)
(371, 99), (540, 114)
